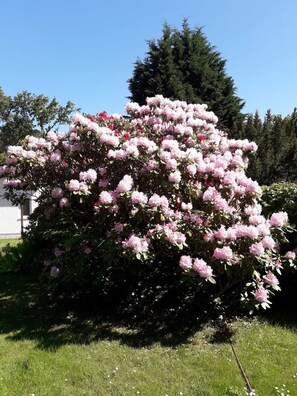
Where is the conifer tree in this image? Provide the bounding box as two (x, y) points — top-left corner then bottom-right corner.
(128, 20), (245, 131)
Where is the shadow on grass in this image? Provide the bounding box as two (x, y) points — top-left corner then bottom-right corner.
(0, 272), (209, 351)
(1, 272), (296, 352)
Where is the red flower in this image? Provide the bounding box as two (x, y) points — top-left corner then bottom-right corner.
(123, 133), (130, 140)
(88, 116), (95, 122)
(98, 111), (108, 120)
(198, 135), (206, 141)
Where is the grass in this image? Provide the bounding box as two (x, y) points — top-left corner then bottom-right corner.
(0, 272), (296, 396)
(0, 238), (23, 273)
(0, 238), (21, 252)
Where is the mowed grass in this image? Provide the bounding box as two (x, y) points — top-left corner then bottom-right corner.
(0, 238), (21, 252)
(0, 271), (296, 395)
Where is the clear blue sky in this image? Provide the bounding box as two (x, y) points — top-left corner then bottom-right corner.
(1, 0), (297, 119)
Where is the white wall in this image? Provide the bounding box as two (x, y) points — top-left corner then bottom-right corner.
(0, 179), (37, 236)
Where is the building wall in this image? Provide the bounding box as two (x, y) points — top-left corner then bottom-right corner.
(0, 179), (37, 236)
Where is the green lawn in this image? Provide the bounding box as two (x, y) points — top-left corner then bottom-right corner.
(0, 272), (296, 396)
(0, 238), (21, 251)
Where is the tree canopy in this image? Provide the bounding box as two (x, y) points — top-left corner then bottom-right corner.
(128, 20), (245, 131)
(233, 108), (297, 185)
(0, 88), (77, 153)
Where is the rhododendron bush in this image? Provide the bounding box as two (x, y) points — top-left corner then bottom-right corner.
(1, 95), (295, 311)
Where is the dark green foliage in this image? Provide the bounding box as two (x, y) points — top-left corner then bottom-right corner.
(0, 236), (45, 274)
(232, 109), (297, 185)
(128, 20), (245, 131)
(261, 182), (297, 247)
(261, 182), (297, 301)
(0, 88), (77, 151)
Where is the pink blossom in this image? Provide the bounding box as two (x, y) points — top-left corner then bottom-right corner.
(131, 191), (148, 204)
(50, 150), (62, 162)
(226, 227), (237, 241)
(67, 179), (80, 192)
(213, 167), (225, 178)
(193, 258), (213, 279)
(100, 134), (119, 147)
(79, 169), (97, 182)
(114, 222), (124, 232)
(125, 102), (141, 113)
(285, 251), (296, 260)
(270, 212), (288, 227)
(99, 191), (113, 205)
(165, 158), (178, 169)
(148, 194), (162, 207)
(257, 223), (271, 237)
(79, 182), (89, 193)
(261, 236), (276, 249)
(59, 197), (69, 207)
(249, 215), (265, 225)
(236, 225), (259, 239)
(7, 145), (23, 156)
(249, 242), (265, 257)
(263, 271), (279, 287)
(168, 170), (181, 184)
(46, 131), (58, 142)
(203, 187), (218, 202)
(223, 172), (237, 186)
(3, 179), (21, 188)
(214, 226), (228, 241)
(181, 202), (193, 211)
(99, 178), (109, 188)
(214, 197), (231, 212)
(166, 231), (186, 246)
(204, 231), (215, 242)
(186, 164), (197, 176)
(213, 246), (233, 261)
(179, 255), (192, 270)
(122, 234), (149, 254)
(72, 113), (89, 125)
(51, 187), (63, 199)
(116, 175), (133, 193)
(255, 287), (269, 303)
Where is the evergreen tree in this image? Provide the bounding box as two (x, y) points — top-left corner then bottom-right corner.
(239, 109), (297, 185)
(258, 110), (274, 184)
(128, 20), (245, 131)
(245, 112), (263, 181)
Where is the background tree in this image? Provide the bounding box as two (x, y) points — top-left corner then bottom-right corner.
(0, 88), (77, 152)
(128, 20), (245, 131)
(236, 109), (297, 185)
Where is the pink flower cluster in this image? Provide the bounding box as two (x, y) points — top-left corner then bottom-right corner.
(179, 256), (213, 280)
(2, 95), (294, 310)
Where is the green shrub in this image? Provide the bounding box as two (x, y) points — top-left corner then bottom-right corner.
(261, 182), (297, 249)
(261, 182), (297, 301)
(0, 236), (46, 274)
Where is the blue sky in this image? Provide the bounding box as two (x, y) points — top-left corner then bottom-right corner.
(0, 0), (296, 119)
